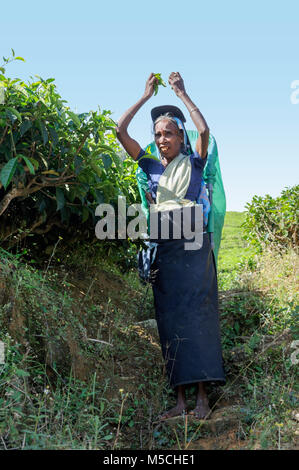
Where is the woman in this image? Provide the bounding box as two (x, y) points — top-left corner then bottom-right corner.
(116, 72), (225, 420)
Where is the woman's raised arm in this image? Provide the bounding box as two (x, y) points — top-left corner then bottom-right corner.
(116, 73), (158, 160)
(168, 72), (209, 159)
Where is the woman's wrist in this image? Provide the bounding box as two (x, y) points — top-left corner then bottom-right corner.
(127, 95), (149, 121)
(142, 92), (152, 101)
(177, 90), (188, 99)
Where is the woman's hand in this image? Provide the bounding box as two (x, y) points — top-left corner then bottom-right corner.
(116, 73), (158, 160)
(143, 73), (159, 99)
(168, 72), (186, 97)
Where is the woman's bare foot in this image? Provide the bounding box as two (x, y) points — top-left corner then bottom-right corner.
(158, 385), (186, 421)
(159, 403), (186, 420)
(189, 382), (211, 419)
(189, 399), (211, 419)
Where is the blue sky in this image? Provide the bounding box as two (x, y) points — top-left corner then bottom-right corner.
(1, 0), (298, 211)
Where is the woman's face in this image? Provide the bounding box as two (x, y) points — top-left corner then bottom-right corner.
(154, 119), (183, 160)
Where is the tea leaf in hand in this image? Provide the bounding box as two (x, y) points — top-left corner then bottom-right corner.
(153, 73), (166, 95)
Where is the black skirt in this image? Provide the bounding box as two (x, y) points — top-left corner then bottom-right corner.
(151, 231), (226, 388)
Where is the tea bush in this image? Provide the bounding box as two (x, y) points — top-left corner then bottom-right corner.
(242, 185), (298, 250)
(0, 53), (139, 262)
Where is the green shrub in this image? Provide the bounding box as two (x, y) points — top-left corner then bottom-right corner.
(242, 185), (298, 250)
(0, 53), (139, 260)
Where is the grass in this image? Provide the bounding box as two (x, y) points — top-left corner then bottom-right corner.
(216, 214), (299, 450)
(217, 212), (256, 290)
(0, 212), (298, 450)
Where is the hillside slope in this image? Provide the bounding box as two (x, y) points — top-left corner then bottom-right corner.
(0, 212), (298, 450)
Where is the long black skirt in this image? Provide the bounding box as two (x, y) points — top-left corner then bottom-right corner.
(151, 232), (226, 389)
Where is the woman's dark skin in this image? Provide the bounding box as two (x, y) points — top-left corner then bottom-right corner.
(116, 73), (211, 420)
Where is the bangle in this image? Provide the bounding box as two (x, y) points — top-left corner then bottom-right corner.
(190, 107), (199, 114)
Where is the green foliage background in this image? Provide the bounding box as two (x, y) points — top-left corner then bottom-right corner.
(0, 53), (139, 263)
(242, 185), (298, 250)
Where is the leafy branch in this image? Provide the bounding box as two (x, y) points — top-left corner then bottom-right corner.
(0, 53), (139, 247)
